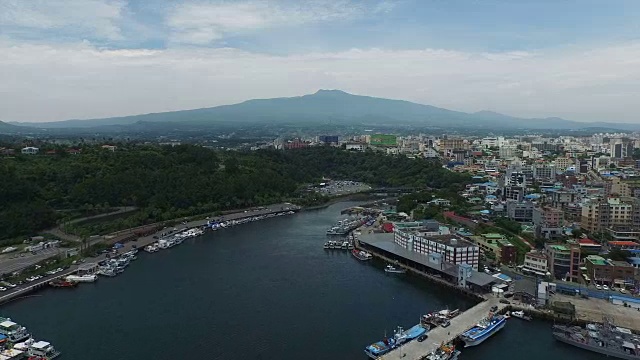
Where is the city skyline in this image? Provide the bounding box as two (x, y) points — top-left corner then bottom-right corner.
(2, 0), (640, 123)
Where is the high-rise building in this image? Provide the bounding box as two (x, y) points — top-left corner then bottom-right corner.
(533, 206), (564, 240)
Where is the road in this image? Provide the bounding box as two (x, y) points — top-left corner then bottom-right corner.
(43, 206), (139, 243)
(0, 248), (67, 276)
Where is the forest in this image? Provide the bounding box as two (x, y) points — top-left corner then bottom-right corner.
(0, 144), (470, 239)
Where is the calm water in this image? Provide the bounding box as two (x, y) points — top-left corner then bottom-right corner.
(2, 202), (601, 360)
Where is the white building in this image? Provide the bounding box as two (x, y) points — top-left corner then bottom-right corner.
(21, 147), (39, 155)
(522, 251), (549, 276)
(345, 143), (366, 151)
(394, 229), (479, 270)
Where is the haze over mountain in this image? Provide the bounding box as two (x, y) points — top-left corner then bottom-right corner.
(8, 90), (640, 131)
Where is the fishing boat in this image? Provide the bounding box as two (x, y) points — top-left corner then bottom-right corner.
(460, 313), (507, 347)
(364, 324), (427, 359)
(510, 310), (532, 321)
(425, 342), (461, 360)
(65, 274), (98, 283)
(48, 279), (78, 288)
(384, 264), (407, 274)
(14, 339), (60, 359)
(0, 319), (30, 343)
(351, 249), (372, 261)
(323, 242), (330, 249)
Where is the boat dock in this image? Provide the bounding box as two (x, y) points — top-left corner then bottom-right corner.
(380, 298), (506, 360)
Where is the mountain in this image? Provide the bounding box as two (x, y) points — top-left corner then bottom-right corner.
(8, 90), (640, 131)
(0, 120), (43, 134)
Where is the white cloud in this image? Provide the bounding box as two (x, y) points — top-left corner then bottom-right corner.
(0, 0), (126, 40)
(1, 40), (640, 123)
(168, 0), (394, 45)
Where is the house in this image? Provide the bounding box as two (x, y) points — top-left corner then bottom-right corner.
(428, 198), (451, 207)
(608, 241), (640, 251)
(67, 148), (82, 155)
(21, 147), (39, 155)
(345, 143), (366, 151)
(101, 145), (117, 152)
(0, 148), (15, 156)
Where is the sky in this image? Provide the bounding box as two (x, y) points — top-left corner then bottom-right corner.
(1, 0), (640, 123)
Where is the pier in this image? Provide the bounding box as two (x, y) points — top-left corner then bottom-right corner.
(380, 299), (506, 360)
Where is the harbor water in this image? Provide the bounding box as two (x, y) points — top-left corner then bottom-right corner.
(2, 202), (603, 359)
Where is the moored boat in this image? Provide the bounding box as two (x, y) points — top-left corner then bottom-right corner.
(460, 313), (507, 347)
(0, 319), (30, 343)
(48, 279), (78, 288)
(351, 249), (372, 261)
(65, 274), (98, 283)
(364, 324), (427, 359)
(425, 342), (461, 360)
(553, 318), (640, 359)
(510, 310), (532, 321)
(14, 339), (60, 359)
(384, 264), (407, 274)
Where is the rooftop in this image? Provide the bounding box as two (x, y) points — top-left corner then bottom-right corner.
(483, 233), (505, 239)
(585, 255), (608, 266)
(548, 244), (570, 252)
(609, 241), (640, 246)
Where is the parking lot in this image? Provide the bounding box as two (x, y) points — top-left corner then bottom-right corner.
(314, 180), (371, 196)
(0, 247), (65, 277)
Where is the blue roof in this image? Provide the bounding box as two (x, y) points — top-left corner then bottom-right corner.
(496, 273), (512, 281)
(485, 195), (497, 199)
(480, 210), (490, 214)
(525, 194), (541, 199)
(476, 181), (497, 187)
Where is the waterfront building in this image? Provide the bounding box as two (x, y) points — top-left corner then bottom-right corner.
(470, 233), (517, 265)
(522, 251), (549, 276)
(545, 243), (580, 282)
(584, 255), (635, 288)
(393, 229), (479, 270)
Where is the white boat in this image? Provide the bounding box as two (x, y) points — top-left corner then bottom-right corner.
(0, 319), (30, 343)
(14, 339), (60, 359)
(144, 245), (154, 253)
(65, 274), (98, 283)
(510, 310), (532, 321)
(384, 264), (407, 274)
(157, 240), (170, 249)
(97, 267), (117, 277)
(1, 348), (25, 360)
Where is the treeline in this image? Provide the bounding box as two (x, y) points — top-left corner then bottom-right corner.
(0, 145), (470, 239)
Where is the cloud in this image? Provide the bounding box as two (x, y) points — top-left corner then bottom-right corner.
(1, 39), (640, 123)
(0, 0), (126, 41)
(168, 0), (394, 45)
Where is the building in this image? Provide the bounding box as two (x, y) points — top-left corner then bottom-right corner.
(504, 186), (525, 202)
(345, 143), (366, 151)
(608, 241), (640, 251)
(317, 135), (339, 145)
(506, 201), (534, 222)
(545, 244), (580, 282)
(284, 139), (309, 150)
(532, 164), (556, 181)
(554, 157), (573, 172)
(580, 197), (635, 234)
(532, 206), (564, 240)
(471, 233), (517, 264)
(393, 229), (479, 270)
(522, 251), (549, 276)
(20, 147), (39, 155)
(101, 145), (117, 152)
(568, 238), (602, 254)
(584, 255), (635, 287)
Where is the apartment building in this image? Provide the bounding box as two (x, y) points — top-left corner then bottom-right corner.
(532, 206), (564, 240)
(581, 197), (635, 233)
(506, 201), (534, 222)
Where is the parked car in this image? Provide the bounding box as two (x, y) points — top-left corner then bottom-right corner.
(0, 287), (7, 292)
(417, 334), (428, 342)
(620, 288), (627, 294)
(499, 299), (511, 304)
(603, 285), (609, 291)
(595, 284), (602, 290)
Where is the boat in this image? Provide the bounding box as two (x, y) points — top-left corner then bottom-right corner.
(0, 319), (30, 343)
(364, 324), (427, 359)
(510, 310), (532, 321)
(14, 339), (60, 359)
(351, 249), (373, 261)
(65, 274), (98, 283)
(48, 279), (78, 288)
(384, 264), (407, 274)
(424, 342), (461, 360)
(341, 241), (349, 249)
(553, 317), (640, 359)
(460, 313), (507, 347)
(323, 242), (330, 249)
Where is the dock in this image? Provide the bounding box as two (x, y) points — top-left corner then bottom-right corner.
(380, 298), (506, 360)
